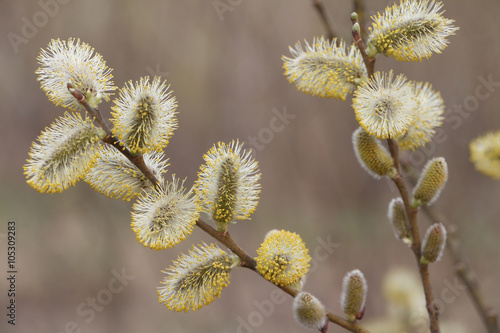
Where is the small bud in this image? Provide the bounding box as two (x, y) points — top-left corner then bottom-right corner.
(352, 127), (396, 179)
(420, 223), (447, 264)
(293, 292), (328, 333)
(412, 157), (448, 207)
(351, 12), (358, 21)
(388, 198), (412, 245)
(366, 42), (378, 58)
(352, 22), (360, 33)
(341, 269), (367, 322)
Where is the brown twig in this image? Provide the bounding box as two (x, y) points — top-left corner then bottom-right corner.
(196, 219), (372, 333)
(401, 160), (499, 333)
(69, 85), (162, 188)
(350, 9), (440, 332)
(311, 0), (337, 42)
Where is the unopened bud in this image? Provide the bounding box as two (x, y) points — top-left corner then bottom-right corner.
(293, 292), (328, 333)
(412, 157), (448, 207)
(341, 269), (367, 322)
(388, 198), (412, 245)
(420, 223), (447, 264)
(351, 12), (358, 22)
(352, 127), (396, 179)
(352, 22), (360, 33)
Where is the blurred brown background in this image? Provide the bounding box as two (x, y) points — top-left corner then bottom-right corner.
(1, 0), (499, 332)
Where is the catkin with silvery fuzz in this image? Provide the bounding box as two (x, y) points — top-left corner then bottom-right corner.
(353, 127), (396, 179)
(367, 0), (458, 62)
(84, 145), (168, 201)
(388, 198), (412, 245)
(36, 38), (116, 110)
(158, 243), (239, 312)
(341, 269), (368, 322)
(396, 82), (444, 151)
(353, 71), (418, 140)
(282, 37), (367, 101)
(255, 230), (311, 287)
(131, 177), (200, 250)
(292, 292), (328, 333)
(195, 140), (261, 233)
(469, 131), (500, 180)
(412, 157), (448, 207)
(111, 76), (178, 154)
(24, 112), (102, 194)
(420, 223), (447, 264)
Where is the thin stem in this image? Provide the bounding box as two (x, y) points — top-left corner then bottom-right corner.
(351, 15), (375, 78)
(311, 0), (337, 42)
(68, 83), (111, 134)
(401, 160), (499, 333)
(196, 219), (371, 333)
(69, 86), (162, 188)
(352, 0), (367, 38)
(195, 219), (257, 270)
(387, 140), (420, 253)
(387, 139), (440, 333)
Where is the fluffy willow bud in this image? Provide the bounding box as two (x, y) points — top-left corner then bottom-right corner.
(131, 177), (200, 250)
(111, 76), (178, 154)
(469, 131), (500, 180)
(158, 243), (239, 312)
(293, 292), (328, 333)
(367, 0), (458, 62)
(387, 198), (412, 245)
(282, 37), (367, 101)
(412, 157), (448, 207)
(352, 127), (396, 179)
(84, 145), (168, 201)
(24, 112), (103, 194)
(256, 230), (311, 287)
(36, 38), (116, 111)
(420, 223), (447, 264)
(195, 140), (261, 233)
(341, 269), (368, 322)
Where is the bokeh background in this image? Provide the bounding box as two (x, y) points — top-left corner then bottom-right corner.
(1, 0), (499, 332)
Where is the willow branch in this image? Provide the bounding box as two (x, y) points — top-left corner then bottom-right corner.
(69, 86), (161, 188)
(387, 139), (440, 333)
(69, 86), (371, 332)
(196, 219), (371, 333)
(401, 160), (499, 333)
(311, 0), (337, 42)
